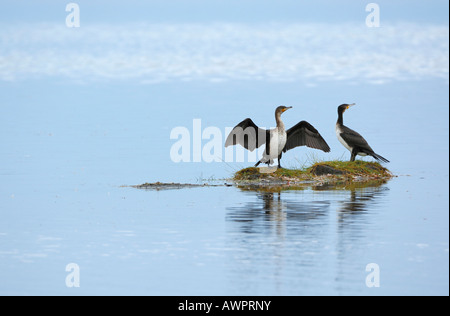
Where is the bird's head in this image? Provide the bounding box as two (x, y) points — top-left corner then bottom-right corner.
(276, 106), (293, 115)
(338, 103), (355, 114)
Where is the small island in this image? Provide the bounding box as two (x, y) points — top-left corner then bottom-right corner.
(132, 161), (393, 191)
(233, 160), (393, 186)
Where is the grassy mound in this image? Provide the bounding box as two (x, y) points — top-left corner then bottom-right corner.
(233, 160), (393, 184)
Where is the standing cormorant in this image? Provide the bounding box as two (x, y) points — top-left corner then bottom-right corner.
(225, 106), (330, 168)
(336, 103), (389, 163)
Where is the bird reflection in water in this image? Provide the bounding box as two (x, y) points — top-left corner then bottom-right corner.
(225, 181), (390, 292)
(227, 180), (389, 236)
(226, 186), (331, 236)
(336, 181), (389, 229)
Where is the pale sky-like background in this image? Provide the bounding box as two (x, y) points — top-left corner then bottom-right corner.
(0, 1), (448, 85)
(0, 0), (449, 23)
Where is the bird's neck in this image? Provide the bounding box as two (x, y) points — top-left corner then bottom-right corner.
(337, 111), (344, 126)
(275, 112), (285, 130)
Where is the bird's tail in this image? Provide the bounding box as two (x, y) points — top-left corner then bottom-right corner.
(370, 152), (390, 163)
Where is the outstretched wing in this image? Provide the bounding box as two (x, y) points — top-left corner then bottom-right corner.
(283, 121), (330, 153)
(225, 118), (269, 152)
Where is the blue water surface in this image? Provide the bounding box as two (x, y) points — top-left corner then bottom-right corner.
(0, 79), (448, 295)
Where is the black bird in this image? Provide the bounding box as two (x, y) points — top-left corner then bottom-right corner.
(336, 103), (389, 163)
(225, 106), (330, 168)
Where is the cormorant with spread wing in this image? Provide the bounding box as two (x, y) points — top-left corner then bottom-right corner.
(225, 106), (330, 168)
(336, 103), (389, 163)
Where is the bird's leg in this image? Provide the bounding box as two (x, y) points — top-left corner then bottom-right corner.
(350, 148), (358, 162)
(277, 152), (283, 169)
(254, 160), (261, 167)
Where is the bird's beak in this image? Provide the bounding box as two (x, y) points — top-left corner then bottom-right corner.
(347, 103), (356, 109)
(283, 106), (293, 112)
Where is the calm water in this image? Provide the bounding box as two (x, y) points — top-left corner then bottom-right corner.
(0, 80), (448, 295)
